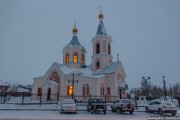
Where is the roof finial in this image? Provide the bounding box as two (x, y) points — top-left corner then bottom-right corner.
(117, 53), (119, 62)
(72, 19), (78, 33)
(99, 6), (104, 20)
(100, 6), (102, 14)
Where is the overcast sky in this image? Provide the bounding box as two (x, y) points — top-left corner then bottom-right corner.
(0, 0), (180, 89)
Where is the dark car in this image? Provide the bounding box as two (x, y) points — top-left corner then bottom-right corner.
(111, 99), (135, 114)
(87, 98), (107, 114)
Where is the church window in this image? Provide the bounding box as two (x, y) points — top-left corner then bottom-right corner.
(96, 43), (100, 54)
(67, 85), (73, 95)
(37, 87), (42, 96)
(73, 52), (78, 63)
(100, 84), (104, 96)
(96, 61), (100, 69)
(82, 84), (89, 96)
(107, 87), (111, 95)
(81, 54), (85, 64)
(108, 44), (111, 54)
(65, 53), (69, 63)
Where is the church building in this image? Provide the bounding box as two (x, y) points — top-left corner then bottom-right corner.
(32, 10), (127, 101)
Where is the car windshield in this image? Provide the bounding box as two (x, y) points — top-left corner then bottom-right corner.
(62, 100), (75, 104)
(122, 99), (131, 103)
(91, 99), (104, 103)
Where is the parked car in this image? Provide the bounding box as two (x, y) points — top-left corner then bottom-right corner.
(111, 99), (135, 114)
(87, 98), (107, 114)
(145, 100), (177, 116)
(60, 99), (77, 114)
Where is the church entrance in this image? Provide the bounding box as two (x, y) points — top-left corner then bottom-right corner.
(47, 87), (51, 101)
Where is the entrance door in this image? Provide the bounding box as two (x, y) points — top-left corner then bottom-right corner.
(47, 87), (51, 101)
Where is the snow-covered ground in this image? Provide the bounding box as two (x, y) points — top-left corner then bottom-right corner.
(0, 103), (179, 120)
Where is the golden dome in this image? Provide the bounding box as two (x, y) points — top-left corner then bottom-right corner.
(72, 27), (78, 33)
(99, 13), (104, 20)
(72, 19), (78, 33)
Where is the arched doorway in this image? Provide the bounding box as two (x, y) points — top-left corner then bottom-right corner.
(47, 87), (51, 101)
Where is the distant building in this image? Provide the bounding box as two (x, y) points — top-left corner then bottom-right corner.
(32, 10), (127, 101)
(0, 81), (10, 93)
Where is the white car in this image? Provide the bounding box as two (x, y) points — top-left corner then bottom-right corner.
(60, 99), (77, 114)
(145, 100), (177, 116)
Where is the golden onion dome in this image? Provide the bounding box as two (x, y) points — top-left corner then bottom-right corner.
(72, 27), (78, 33)
(99, 13), (104, 20)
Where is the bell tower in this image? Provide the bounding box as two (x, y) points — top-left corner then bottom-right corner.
(63, 20), (86, 69)
(91, 8), (113, 70)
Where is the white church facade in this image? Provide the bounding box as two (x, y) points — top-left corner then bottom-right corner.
(32, 10), (127, 101)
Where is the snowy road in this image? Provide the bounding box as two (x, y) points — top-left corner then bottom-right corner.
(0, 110), (180, 120)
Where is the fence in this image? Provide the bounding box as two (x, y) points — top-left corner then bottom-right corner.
(0, 92), (124, 105)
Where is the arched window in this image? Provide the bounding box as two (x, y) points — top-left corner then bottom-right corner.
(108, 44), (111, 54)
(47, 87), (51, 101)
(81, 54), (85, 64)
(82, 84), (89, 96)
(37, 87), (42, 96)
(96, 61), (100, 69)
(73, 52), (78, 63)
(96, 43), (100, 54)
(103, 40), (107, 53)
(67, 86), (73, 95)
(65, 53), (69, 63)
(100, 84), (104, 96)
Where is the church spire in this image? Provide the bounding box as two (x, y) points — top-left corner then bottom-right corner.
(69, 20), (81, 47)
(99, 6), (103, 20)
(96, 7), (107, 35)
(72, 19), (78, 36)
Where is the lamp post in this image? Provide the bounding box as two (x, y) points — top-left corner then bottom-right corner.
(163, 76), (167, 101)
(135, 88), (137, 109)
(169, 84), (173, 103)
(142, 76), (151, 102)
(68, 73), (78, 99)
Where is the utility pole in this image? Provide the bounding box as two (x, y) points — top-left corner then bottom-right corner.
(163, 76), (167, 101)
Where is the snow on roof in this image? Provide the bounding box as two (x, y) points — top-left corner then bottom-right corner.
(93, 62), (120, 75)
(0, 81), (10, 86)
(17, 88), (30, 92)
(54, 63), (105, 79)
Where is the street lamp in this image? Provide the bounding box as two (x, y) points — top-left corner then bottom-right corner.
(163, 76), (167, 101)
(68, 73), (79, 99)
(142, 76), (151, 102)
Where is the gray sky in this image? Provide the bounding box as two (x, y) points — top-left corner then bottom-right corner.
(0, 0), (180, 89)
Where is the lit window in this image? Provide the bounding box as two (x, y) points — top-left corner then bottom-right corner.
(67, 86), (73, 95)
(66, 53), (69, 63)
(73, 53), (78, 63)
